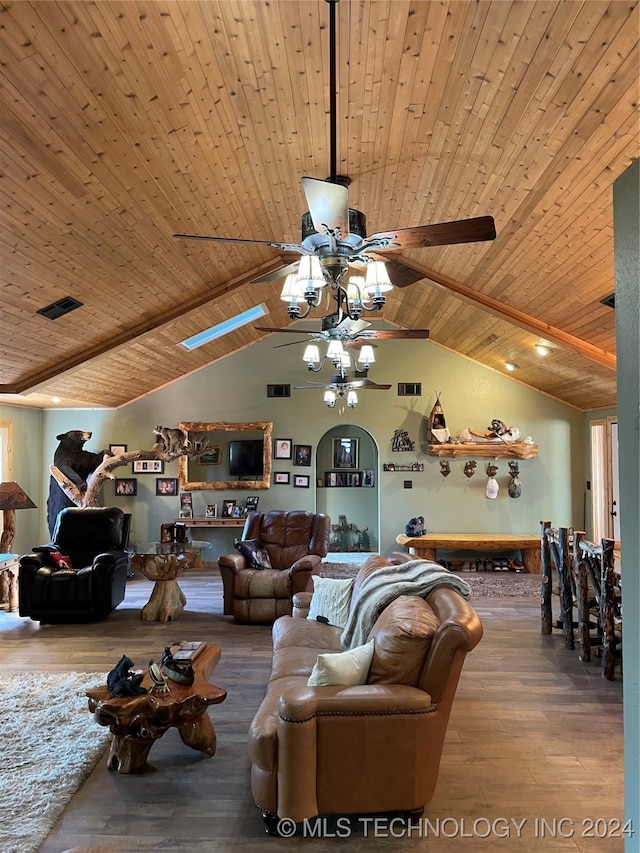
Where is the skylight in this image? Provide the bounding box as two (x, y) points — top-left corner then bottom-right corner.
(179, 304), (268, 351)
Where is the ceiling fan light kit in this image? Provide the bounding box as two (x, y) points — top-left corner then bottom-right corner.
(172, 0), (495, 411)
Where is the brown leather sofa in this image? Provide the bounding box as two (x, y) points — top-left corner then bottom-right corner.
(248, 553), (483, 831)
(218, 510), (331, 623)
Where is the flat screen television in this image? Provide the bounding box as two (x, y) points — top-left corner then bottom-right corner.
(228, 439), (264, 477)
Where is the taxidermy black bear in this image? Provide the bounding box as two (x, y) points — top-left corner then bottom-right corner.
(46, 430), (110, 536)
(405, 516), (427, 536)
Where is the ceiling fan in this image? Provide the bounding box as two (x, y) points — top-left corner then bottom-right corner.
(295, 367), (392, 410)
(173, 0), (496, 330)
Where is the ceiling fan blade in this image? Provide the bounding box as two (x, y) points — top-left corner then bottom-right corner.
(301, 177), (349, 236)
(366, 329), (430, 340)
(254, 326), (313, 334)
(294, 383), (331, 390)
(367, 216), (496, 250)
(349, 379), (392, 390)
(173, 233), (304, 253)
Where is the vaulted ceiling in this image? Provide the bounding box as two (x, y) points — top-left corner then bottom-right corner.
(1, 1), (638, 411)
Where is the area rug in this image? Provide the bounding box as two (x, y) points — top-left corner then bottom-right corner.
(0, 670), (110, 853)
(320, 561), (540, 596)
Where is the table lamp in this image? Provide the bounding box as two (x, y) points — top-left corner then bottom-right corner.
(0, 481), (37, 553)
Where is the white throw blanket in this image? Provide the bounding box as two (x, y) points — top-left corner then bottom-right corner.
(340, 559), (472, 649)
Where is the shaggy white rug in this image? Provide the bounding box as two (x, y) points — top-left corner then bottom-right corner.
(0, 670), (110, 853)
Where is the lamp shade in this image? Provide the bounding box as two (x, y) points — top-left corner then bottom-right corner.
(0, 482), (36, 510)
(0, 481), (37, 554)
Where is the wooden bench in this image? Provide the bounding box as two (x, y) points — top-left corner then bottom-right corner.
(395, 532), (541, 574)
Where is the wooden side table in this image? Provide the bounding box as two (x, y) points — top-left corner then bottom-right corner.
(0, 553), (19, 612)
(86, 644), (227, 773)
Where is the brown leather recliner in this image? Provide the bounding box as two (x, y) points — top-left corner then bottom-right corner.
(218, 510), (330, 624)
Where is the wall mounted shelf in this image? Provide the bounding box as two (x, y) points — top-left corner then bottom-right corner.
(427, 443), (539, 460)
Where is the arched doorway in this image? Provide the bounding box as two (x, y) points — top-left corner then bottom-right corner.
(315, 424), (379, 553)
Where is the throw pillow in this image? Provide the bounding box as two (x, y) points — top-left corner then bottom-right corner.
(49, 551), (74, 571)
(234, 538), (272, 569)
(307, 639), (375, 687)
(307, 575), (354, 628)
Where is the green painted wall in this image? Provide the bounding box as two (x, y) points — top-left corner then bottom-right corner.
(3, 331), (586, 559)
(613, 158), (639, 852)
(0, 404), (42, 555)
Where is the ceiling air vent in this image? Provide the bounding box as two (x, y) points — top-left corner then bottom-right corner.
(600, 293), (615, 309)
(37, 295), (83, 320)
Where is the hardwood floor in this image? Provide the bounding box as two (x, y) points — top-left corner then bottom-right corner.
(0, 567), (624, 852)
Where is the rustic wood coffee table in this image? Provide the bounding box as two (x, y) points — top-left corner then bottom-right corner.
(86, 644), (227, 773)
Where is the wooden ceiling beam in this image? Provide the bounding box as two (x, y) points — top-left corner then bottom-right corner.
(393, 255), (616, 372)
(0, 257), (289, 395)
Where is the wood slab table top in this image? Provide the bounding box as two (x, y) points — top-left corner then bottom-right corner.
(86, 644), (227, 772)
(396, 532), (541, 573)
(396, 533), (541, 550)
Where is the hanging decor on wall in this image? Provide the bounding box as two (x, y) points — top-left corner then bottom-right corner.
(439, 460), (451, 477)
(391, 429), (415, 452)
(463, 460), (477, 478)
(508, 461), (522, 498)
(486, 464), (499, 499)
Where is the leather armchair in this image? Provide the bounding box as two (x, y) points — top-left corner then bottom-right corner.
(18, 506), (131, 623)
(218, 510), (330, 624)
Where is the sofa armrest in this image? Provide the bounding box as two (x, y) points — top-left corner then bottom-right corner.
(279, 683), (433, 721)
(291, 591), (312, 618)
(275, 683), (435, 822)
(218, 552), (248, 572)
(289, 554), (322, 574)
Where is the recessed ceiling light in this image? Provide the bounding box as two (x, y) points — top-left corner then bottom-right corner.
(51, 396), (62, 403)
(179, 304), (268, 350)
(504, 362), (519, 372)
(535, 344), (553, 356)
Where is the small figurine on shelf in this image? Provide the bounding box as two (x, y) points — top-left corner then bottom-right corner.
(428, 392), (451, 444)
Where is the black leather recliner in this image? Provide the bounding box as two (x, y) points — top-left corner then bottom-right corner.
(18, 506), (131, 623)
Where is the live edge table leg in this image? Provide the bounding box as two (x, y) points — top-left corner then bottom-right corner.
(177, 712), (217, 756)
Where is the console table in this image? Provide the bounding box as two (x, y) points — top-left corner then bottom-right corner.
(396, 533), (541, 574)
(175, 518), (245, 528)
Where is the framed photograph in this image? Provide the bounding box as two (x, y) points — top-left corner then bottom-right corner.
(114, 477), (137, 496)
(347, 471), (363, 487)
(199, 446), (222, 465)
(221, 499), (236, 518)
(245, 495), (260, 512)
(294, 474), (310, 488)
(179, 492), (193, 518)
(274, 438), (292, 459)
(156, 477), (178, 496)
(205, 504), (217, 518)
(109, 444), (127, 456)
(232, 505), (242, 518)
(133, 459), (164, 474)
(160, 522), (175, 543)
(333, 437), (359, 469)
(274, 471), (290, 485)
(363, 469), (375, 487)
(293, 444), (312, 466)
(324, 471), (345, 487)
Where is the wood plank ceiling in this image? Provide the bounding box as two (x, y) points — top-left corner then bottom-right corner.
(0, 1), (637, 411)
